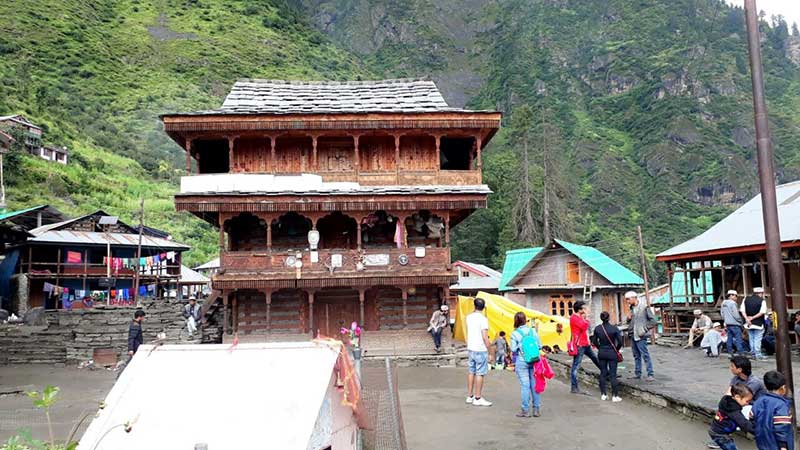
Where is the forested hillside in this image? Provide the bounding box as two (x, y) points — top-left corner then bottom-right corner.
(0, 0), (368, 265)
(2, 0), (800, 277)
(302, 0), (800, 279)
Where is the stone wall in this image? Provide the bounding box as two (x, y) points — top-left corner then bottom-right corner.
(0, 300), (223, 365)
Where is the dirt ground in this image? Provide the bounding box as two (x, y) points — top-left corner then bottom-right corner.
(397, 366), (756, 450)
(0, 363), (757, 449)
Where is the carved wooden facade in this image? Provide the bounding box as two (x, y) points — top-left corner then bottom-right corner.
(162, 79), (501, 337)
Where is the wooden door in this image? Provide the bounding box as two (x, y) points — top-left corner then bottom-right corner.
(314, 298), (359, 338)
(601, 292), (619, 324)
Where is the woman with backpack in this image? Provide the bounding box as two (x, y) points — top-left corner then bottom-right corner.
(591, 311), (623, 402)
(510, 311), (542, 418)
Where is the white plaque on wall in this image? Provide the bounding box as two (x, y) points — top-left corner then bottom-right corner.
(364, 254), (390, 266)
(310, 251), (319, 263)
(415, 247), (426, 258)
(331, 254), (343, 268)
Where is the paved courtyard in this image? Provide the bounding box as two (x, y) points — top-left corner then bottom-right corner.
(397, 366), (756, 450)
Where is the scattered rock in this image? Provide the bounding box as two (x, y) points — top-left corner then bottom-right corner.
(23, 307), (46, 326)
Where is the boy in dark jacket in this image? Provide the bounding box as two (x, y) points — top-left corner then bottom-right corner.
(127, 310), (145, 356)
(752, 371), (794, 450)
(708, 383), (754, 449)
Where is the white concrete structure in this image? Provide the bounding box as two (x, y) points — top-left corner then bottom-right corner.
(79, 341), (360, 450)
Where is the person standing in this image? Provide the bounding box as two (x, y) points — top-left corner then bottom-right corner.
(493, 331), (508, 369)
(183, 295), (202, 337)
(569, 300), (601, 394)
(127, 309), (146, 357)
(465, 298), (492, 407)
(740, 287), (768, 360)
(592, 311), (623, 402)
(721, 290), (745, 355)
(510, 312), (542, 417)
(625, 291), (655, 382)
(686, 309), (712, 348)
(428, 304), (449, 353)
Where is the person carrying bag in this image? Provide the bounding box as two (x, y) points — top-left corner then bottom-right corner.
(592, 311), (624, 403)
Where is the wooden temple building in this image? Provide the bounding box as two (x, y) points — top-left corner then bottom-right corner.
(161, 79), (501, 337)
(655, 180), (800, 332)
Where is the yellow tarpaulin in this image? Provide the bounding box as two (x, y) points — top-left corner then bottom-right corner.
(453, 291), (572, 350)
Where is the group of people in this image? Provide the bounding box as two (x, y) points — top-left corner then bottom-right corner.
(708, 355), (794, 450)
(459, 290), (660, 416)
(688, 288), (773, 360)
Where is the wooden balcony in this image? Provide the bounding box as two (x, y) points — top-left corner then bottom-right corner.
(219, 247), (451, 278)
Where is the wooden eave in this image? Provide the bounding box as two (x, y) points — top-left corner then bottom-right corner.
(655, 240), (800, 263)
(161, 112), (501, 149)
(211, 273), (457, 290)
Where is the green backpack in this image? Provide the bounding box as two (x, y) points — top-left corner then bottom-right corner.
(516, 327), (540, 364)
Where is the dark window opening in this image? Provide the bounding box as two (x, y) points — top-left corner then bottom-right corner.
(405, 210), (445, 248)
(439, 137), (474, 170)
(196, 139), (230, 174)
(317, 212), (357, 249)
(226, 213), (267, 251)
(361, 211), (399, 248)
(272, 212), (312, 250)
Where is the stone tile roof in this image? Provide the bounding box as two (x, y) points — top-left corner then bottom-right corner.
(175, 78), (478, 115)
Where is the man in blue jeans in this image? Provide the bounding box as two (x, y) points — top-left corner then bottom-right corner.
(465, 298), (492, 407)
(625, 291), (654, 382)
(720, 290), (745, 355)
(569, 300), (600, 394)
(740, 287), (768, 360)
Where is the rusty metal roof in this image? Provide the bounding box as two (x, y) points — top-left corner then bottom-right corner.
(29, 230), (189, 250)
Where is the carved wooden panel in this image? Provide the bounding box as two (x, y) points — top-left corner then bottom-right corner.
(275, 136), (312, 173)
(318, 137), (354, 172)
(235, 137), (270, 173)
(360, 136), (396, 172)
(399, 136), (436, 171)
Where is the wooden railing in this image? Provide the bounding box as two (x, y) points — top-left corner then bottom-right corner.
(220, 247), (450, 275)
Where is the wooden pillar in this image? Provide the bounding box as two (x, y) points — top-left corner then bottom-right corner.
(683, 263), (691, 305)
(720, 263), (727, 298)
(56, 248), (61, 276)
(223, 291), (230, 336)
(266, 219), (272, 252)
(434, 134), (441, 173)
(394, 134), (402, 184)
(311, 135), (319, 171)
(444, 212), (451, 247)
(402, 288), (409, 329)
(475, 135), (483, 171)
(185, 139), (193, 174)
(759, 256), (767, 292)
(218, 214), (226, 253)
(228, 137), (235, 173)
(358, 288), (366, 326)
(270, 135), (277, 172)
(356, 214), (363, 251)
(264, 289), (272, 334)
(667, 263), (674, 307)
(308, 290), (315, 336)
(353, 135), (360, 176)
(701, 260), (708, 303)
(233, 290), (239, 334)
(27, 246), (32, 273)
(742, 256), (750, 295)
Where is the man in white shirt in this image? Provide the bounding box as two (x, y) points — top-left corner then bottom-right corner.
(465, 298), (492, 406)
(740, 287), (768, 360)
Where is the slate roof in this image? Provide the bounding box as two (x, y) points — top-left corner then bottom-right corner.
(499, 239), (643, 291)
(194, 257), (220, 271)
(168, 78), (476, 116)
(179, 265), (210, 284)
(28, 230), (189, 250)
(657, 180), (800, 260)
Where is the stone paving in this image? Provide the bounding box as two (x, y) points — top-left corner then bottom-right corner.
(551, 343), (800, 423)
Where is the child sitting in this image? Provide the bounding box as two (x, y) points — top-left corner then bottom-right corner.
(708, 383), (754, 449)
(752, 370), (794, 450)
(533, 345), (555, 416)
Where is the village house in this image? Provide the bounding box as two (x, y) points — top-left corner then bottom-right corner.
(499, 239), (644, 325)
(160, 78), (501, 338)
(449, 260), (503, 297)
(4, 208), (189, 314)
(655, 179), (800, 332)
(193, 256), (220, 277)
(0, 114), (68, 164)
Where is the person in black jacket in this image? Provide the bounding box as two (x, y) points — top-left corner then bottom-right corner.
(127, 310), (146, 356)
(591, 311), (623, 403)
(708, 383), (754, 450)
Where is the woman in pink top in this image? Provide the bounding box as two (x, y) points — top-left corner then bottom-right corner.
(569, 300), (600, 394)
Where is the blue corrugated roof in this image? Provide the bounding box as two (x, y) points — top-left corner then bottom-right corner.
(499, 240), (643, 291)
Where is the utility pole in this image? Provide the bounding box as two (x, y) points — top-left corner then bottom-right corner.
(744, 0), (794, 420)
(541, 106), (551, 244)
(133, 198), (144, 303)
(637, 225), (655, 343)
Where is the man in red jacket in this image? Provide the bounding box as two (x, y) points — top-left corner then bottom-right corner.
(569, 300), (600, 394)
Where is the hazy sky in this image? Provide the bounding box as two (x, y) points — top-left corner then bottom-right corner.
(727, 0), (800, 27)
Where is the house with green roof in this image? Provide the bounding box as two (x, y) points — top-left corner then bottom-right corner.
(500, 239), (643, 325)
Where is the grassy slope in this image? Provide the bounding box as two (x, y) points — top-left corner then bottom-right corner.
(0, 0), (370, 266)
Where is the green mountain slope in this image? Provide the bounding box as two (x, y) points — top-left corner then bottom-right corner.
(0, 0), (370, 266)
(302, 0), (800, 279)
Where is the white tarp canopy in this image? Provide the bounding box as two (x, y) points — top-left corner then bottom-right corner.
(78, 342), (340, 450)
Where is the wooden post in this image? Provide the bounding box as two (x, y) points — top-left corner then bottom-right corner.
(27, 246), (32, 273)
(444, 212), (451, 248)
(667, 262), (674, 308)
(223, 291), (229, 336)
(356, 219), (362, 251)
(759, 256), (767, 292)
(353, 135), (360, 176)
(403, 288), (411, 329)
(265, 289), (272, 334)
(701, 260), (709, 304)
(742, 256), (750, 295)
(266, 219), (272, 251)
(218, 215), (226, 253)
(56, 248), (61, 276)
(233, 290), (239, 334)
(394, 134), (402, 184)
(185, 139), (192, 174)
(683, 262), (691, 305)
(359, 288), (365, 326)
(475, 135), (483, 171)
(308, 290), (315, 336)
(434, 134), (441, 173)
(311, 135), (318, 170)
(720, 264), (727, 301)
(133, 197), (144, 302)
(270, 136), (277, 172)
(399, 215), (408, 248)
(228, 137), (236, 173)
